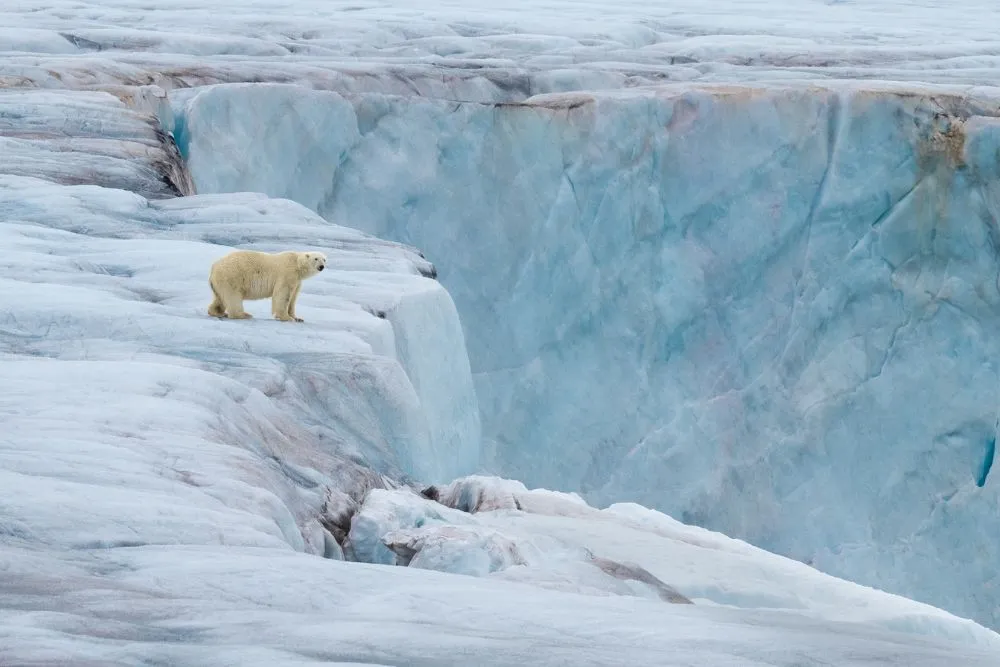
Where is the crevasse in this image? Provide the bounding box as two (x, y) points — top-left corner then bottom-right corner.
(173, 81), (1000, 629)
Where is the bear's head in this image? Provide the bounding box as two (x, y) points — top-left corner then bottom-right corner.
(298, 251), (328, 278)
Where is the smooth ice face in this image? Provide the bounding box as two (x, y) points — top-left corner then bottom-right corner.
(175, 81), (1000, 629)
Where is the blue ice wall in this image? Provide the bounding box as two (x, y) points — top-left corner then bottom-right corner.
(174, 82), (1000, 629)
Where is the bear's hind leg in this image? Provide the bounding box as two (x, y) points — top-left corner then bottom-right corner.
(208, 281), (227, 318)
(222, 291), (253, 319)
(271, 281), (295, 322)
(208, 296), (226, 318)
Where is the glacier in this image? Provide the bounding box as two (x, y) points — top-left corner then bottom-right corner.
(173, 79), (1000, 630)
(5, 0), (1000, 663)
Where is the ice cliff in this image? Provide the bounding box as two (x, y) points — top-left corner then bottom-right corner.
(174, 81), (1000, 629)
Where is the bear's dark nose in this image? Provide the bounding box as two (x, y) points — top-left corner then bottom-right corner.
(318, 265), (324, 271)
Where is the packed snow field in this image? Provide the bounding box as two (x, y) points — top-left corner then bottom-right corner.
(5, 0), (1000, 664)
(7, 0), (1000, 94)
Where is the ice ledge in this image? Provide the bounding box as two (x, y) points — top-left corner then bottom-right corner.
(0, 88), (193, 198)
(0, 175), (480, 562)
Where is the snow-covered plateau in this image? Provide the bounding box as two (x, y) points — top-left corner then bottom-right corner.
(4, 1), (1000, 664)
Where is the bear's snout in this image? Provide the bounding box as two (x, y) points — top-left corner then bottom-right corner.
(318, 265), (324, 271)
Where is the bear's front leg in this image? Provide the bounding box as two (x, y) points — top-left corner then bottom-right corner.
(271, 281), (297, 322)
(287, 282), (304, 322)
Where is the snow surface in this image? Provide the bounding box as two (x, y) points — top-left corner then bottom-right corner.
(5, 541), (1000, 667)
(7, 0), (1000, 95)
(5, 0), (1000, 663)
(350, 476), (1000, 646)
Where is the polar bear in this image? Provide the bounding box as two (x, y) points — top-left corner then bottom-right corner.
(207, 250), (326, 322)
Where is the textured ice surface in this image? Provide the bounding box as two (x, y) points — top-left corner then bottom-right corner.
(6, 542), (1000, 667)
(174, 79), (1000, 629)
(0, 88), (191, 197)
(7, 0), (1000, 96)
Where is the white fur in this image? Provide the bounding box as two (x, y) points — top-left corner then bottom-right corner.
(208, 250), (327, 322)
